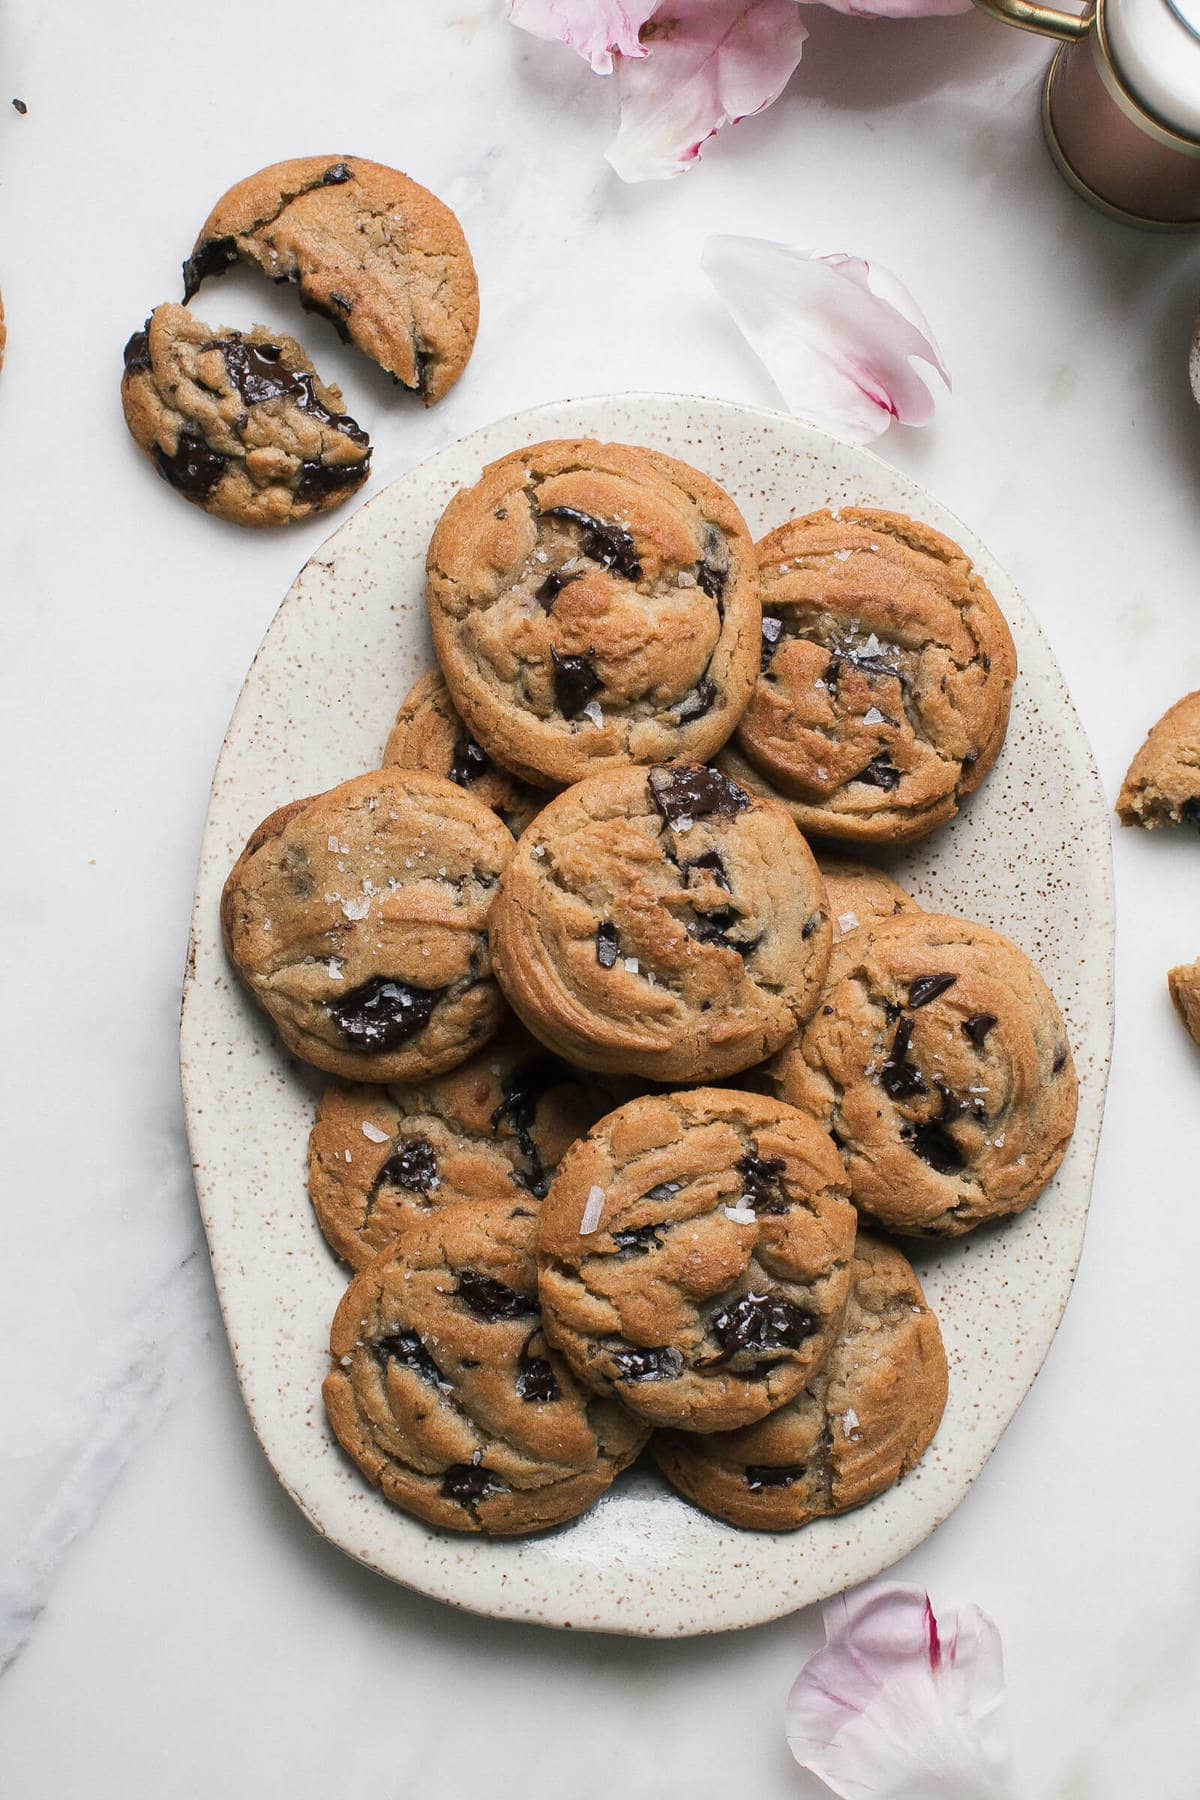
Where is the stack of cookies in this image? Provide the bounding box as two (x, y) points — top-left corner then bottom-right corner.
(220, 437), (1079, 1536)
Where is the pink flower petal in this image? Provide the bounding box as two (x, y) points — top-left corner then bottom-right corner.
(800, 0), (971, 17)
(507, 0), (659, 73)
(786, 1584), (1014, 1800)
(702, 235), (949, 443)
(605, 0), (808, 182)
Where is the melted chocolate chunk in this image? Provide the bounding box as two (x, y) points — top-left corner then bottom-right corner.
(689, 909), (761, 957)
(673, 679), (717, 724)
(853, 755), (902, 792)
(697, 562), (726, 603)
(219, 338), (368, 443)
(761, 616), (784, 670)
(455, 1271), (535, 1322)
(376, 1329), (450, 1391)
(612, 1224), (666, 1257)
(744, 1464), (805, 1491)
(963, 1013), (997, 1048)
(378, 1138), (439, 1193)
(682, 848), (729, 891)
(648, 765), (749, 827)
(550, 649), (601, 719)
(294, 460), (368, 505)
(440, 1463), (502, 1504)
(328, 977), (444, 1053)
(154, 427), (227, 500)
(329, 291), (352, 313)
(610, 1345), (683, 1383)
(709, 1292), (815, 1361)
(123, 327), (152, 375)
(542, 506), (642, 581)
(736, 1153), (788, 1215)
(516, 1337), (560, 1404)
(801, 912), (821, 940)
(182, 234), (239, 299)
(322, 161), (352, 184)
(448, 735), (490, 788)
(880, 1015), (926, 1101)
(644, 1181), (683, 1204)
(596, 921), (620, 968)
(535, 568), (580, 611)
(491, 1052), (573, 1193)
(906, 1120), (966, 1174)
(909, 973), (957, 1009)
(1052, 1046), (1069, 1074)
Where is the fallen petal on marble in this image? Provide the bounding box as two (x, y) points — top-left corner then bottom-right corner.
(507, 0), (659, 72)
(702, 235), (949, 442)
(786, 1584), (1015, 1799)
(799, 0), (972, 17)
(606, 0), (808, 181)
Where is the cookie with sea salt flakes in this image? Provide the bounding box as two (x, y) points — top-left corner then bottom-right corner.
(323, 1199), (648, 1535)
(536, 1088), (857, 1433)
(488, 763), (832, 1083)
(764, 912), (1077, 1237)
(653, 1233), (947, 1530)
(308, 1024), (638, 1267)
(818, 855), (921, 942)
(1116, 690), (1200, 828)
(382, 667), (543, 839)
(425, 438), (760, 789)
(716, 508), (1016, 847)
(220, 767), (513, 1084)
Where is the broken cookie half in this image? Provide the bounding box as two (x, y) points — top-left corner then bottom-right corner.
(1117, 691), (1200, 828)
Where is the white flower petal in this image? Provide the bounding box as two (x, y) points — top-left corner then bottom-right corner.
(606, 0), (808, 182)
(702, 236), (949, 443)
(507, 0), (658, 73)
(786, 1584), (1014, 1800)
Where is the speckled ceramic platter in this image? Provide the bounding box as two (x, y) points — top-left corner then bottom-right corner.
(180, 394), (1113, 1637)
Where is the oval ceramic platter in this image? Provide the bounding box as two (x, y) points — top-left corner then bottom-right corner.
(180, 394), (1113, 1638)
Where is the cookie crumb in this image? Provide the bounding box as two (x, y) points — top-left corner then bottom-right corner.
(11, 98), (27, 114)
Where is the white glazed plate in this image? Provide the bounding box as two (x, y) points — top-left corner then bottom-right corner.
(180, 394), (1113, 1637)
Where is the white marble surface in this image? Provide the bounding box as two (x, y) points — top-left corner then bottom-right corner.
(2, 3), (1199, 1794)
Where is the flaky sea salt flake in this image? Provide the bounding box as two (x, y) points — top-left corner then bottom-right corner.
(579, 1186), (607, 1234)
(361, 1121), (389, 1143)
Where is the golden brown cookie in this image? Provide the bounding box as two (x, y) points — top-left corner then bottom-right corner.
(1116, 692), (1200, 828)
(121, 305), (370, 526)
(323, 1199), (648, 1535)
(1168, 960), (1200, 1046)
(182, 155), (478, 403)
(536, 1088), (857, 1432)
(818, 855), (920, 942)
(766, 913), (1077, 1237)
(220, 767), (513, 1083)
(382, 667), (543, 838)
(716, 509), (1016, 847)
(308, 1024), (638, 1267)
(425, 439), (760, 788)
(488, 764), (831, 1083)
(653, 1234), (947, 1530)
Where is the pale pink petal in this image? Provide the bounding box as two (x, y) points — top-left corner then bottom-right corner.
(507, 0), (659, 73)
(605, 0), (808, 182)
(786, 1585), (1014, 1800)
(799, 0), (971, 18)
(702, 235), (949, 443)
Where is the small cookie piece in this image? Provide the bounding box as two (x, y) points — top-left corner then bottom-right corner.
(818, 855), (920, 942)
(537, 1089), (857, 1432)
(220, 767), (513, 1083)
(426, 439), (760, 788)
(1168, 960), (1200, 1046)
(716, 509), (1016, 846)
(1116, 692), (1200, 828)
(182, 155), (477, 403)
(653, 1234), (947, 1530)
(766, 913), (1077, 1236)
(121, 304), (369, 526)
(323, 1200), (649, 1535)
(383, 668), (543, 838)
(308, 1024), (637, 1267)
(489, 764), (832, 1083)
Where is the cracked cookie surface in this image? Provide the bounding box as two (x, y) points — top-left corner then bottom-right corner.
(1116, 691), (1200, 828)
(765, 912), (1077, 1236)
(1168, 959), (1200, 1047)
(121, 304), (370, 526)
(182, 154), (477, 403)
(536, 1088), (856, 1432)
(488, 763), (832, 1082)
(220, 767), (513, 1083)
(818, 855), (920, 942)
(383, 667), (543, 838)
(716, 509), (1016, 847)
(425, 438), (760, 788)
(308, 1023), (638, 1267)
(653, 1233), (947, 1530)
(323, 1198), (649, 1534)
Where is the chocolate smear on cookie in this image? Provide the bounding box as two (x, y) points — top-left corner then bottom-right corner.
(648, 765), (749, 827)
(328, 977), (444, 1053)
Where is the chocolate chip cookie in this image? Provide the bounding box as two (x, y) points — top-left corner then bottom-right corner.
(766, 913), (1077, 1236)
(488, 764), (832, 1083)
(182, 155), (477, 403)
(1116, 691), (1200, 828)
(653, 1233), (947, 1530)
(1169, 959), (1200, 1047)
(220, 767), (513, 1083)
(425, 439), (760, 788)
(308, 1024), (637, 1267)
(323, 1199), (649, 1534)
(536, 1089), (857, 1432)
(716, 509), (1016, 846)
(121, 304), (370, 526)
(818, 855), (920, 942)
(383, 667), (543, 838)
